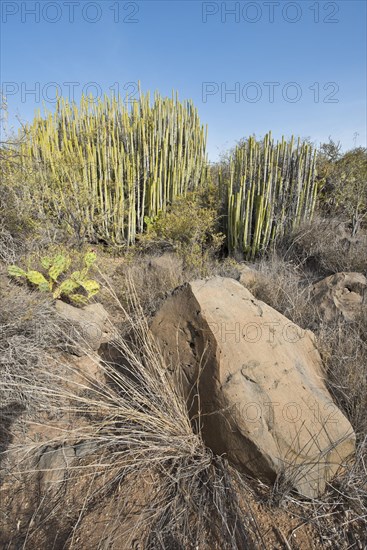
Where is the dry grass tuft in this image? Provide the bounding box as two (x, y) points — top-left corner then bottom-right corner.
(0, 281), (63, 411)
(244, 254), (319, 329)
(318, 310), (367, 437)
(0, 223), (18, 264)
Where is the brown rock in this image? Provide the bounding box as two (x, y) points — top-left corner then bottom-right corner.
(37, 445), (75, 492)
(150, 277), (356, 498)
(66, 353), (107, 386)
(238, 264), (259, 288)
(55, 301), (113, 356)
(310, 272), (366, 322)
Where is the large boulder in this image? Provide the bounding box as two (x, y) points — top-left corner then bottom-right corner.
(150, 277), (355, 498)
(310, 272), (366, 322)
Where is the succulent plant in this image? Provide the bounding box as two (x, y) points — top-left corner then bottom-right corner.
(19, 88), (207, 246)
(8, 251), (100, 305)
(222, 132), (318, 258)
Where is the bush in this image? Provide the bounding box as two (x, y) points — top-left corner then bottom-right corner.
(139, 192), (224, 274)
(0, 160), (39, 244)
(317, 146), (367, 234)
(0, 142), (68, 255)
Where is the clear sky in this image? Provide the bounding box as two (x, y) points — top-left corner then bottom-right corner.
(1, 0), (366, 160)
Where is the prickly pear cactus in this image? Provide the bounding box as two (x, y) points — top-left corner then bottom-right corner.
(8, 265), (27, 278)
(80, 279), (100, 298)
(26, 270), (50, 290)
(53, 278), (79, 299)
(40, 256), (53, 270)
(7, 250), (100, 305)
(84, 251), (97, 268)
(48, 254), (71, 281)
(69, 293), (89, 305)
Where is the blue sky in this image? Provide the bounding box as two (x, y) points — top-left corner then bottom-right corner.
(1, 0), (366, 160)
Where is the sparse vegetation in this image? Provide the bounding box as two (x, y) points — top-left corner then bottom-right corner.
(1, 93), (366, 549)
(281, 217), (367, 275)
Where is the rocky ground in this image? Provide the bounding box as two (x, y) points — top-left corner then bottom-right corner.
(0, 230), (366, 549)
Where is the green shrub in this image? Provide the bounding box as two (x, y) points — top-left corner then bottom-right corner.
(317, 146), (367, 234)
(139, 192), (224, 274)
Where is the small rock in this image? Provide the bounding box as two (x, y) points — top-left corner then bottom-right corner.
(310, 272), (366, 322)
(55, 301), (113, 356)
(38, 445), (75, 491)
(74, 441), (99, 458)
